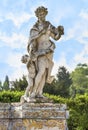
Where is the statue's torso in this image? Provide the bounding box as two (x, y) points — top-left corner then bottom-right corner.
(30, 21), (55, 60)
(37, 30), (51, 51)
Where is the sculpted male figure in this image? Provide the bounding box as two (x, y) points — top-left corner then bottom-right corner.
(21, 6), (64, 101)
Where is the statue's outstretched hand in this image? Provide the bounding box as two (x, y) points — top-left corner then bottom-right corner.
(57, 25), (64, 35)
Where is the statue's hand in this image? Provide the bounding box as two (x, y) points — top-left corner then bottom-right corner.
(57, 25), (64, 35)
(21, 55), (29, 64)
(40, 29), (46, 35)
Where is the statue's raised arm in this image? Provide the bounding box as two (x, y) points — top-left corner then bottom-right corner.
(21, 6), (64, 102)
(49, 24), (64, 40)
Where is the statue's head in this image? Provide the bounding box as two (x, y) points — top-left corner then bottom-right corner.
(35, 6), (48, 19)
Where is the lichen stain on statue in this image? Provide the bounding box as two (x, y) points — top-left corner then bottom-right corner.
(20, 6), (64, 103)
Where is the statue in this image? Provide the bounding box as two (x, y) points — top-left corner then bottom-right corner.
(21, 6), (64, 102)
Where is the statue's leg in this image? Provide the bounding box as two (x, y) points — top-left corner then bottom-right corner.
(47, 60), (54, 83)
(36, 71), (46, 97)
(30, 57), (46, 98)
(24, 78), (33, 97)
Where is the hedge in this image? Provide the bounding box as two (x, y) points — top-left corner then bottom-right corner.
(0, 90), (24, 103)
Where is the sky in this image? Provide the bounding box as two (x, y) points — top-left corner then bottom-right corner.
(0, 0), (88, 82)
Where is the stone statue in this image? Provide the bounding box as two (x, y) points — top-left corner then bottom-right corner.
(21, 6), (64, 102)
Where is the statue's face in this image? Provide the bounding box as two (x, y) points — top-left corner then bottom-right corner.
(38, 12), (46, 22)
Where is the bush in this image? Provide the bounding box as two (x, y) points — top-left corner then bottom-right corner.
(44, 93), (67, 103)
(0, 90), (24, 102)
(67, 94), (88, 130)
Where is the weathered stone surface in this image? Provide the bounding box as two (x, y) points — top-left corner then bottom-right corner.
(0, 103), (68, 130)
(21, 6), (64, 101)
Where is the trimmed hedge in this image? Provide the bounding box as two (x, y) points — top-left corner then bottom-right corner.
(0, 90), (24, 103)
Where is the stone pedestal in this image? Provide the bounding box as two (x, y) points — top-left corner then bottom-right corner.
(0, 103), (68, 130)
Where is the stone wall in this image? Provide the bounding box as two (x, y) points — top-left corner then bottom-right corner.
(0, 103), (68, 130)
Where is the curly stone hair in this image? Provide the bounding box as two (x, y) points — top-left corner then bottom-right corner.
(35, 6), (48, 17)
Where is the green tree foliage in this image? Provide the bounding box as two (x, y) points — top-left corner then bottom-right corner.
(67, 94), (88, 130)
(44, 66), (72, 97)
(3, 75), (9, 90)
(0, 90), (24, 102)
(44, 79), (56, 95)
(70, 63), (88, 97)
(0, 80), (3, 91)
(55, 66), (72, 97)
(11, 75), (28, 91)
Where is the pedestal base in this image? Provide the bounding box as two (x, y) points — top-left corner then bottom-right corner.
(0, 103), (68, 130)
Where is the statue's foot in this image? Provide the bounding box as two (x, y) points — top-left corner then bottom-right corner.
(47, 76), (54, 84)
(20, 95), (27, 103)
(20, 95), (30, 103)
(36, 94), (46, 98)
(20, 95), (36, 103)
(30, 92), (36, 98)
(20, 95), (25, 103)
(35, 94), (53, 103)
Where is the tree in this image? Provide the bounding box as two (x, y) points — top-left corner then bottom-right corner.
(3, 75), (10, 90)
(44, 66), (72, 97)
(0, 81), (3, 91)
(68, 94), (88, 130)
(11, 75), (28, 91)
(55, 66), (72, 97)
(43, 79), (57, 95)
(70, 63), (88, 97)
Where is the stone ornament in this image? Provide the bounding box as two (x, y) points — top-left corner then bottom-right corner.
(0, 103), (68, 130)
(21, 6), (64, 102)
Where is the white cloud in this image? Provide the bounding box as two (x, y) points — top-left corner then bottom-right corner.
(64, 8), (88, 66)
(5, 52), (28, 81)
(64, 23), (81, 41)
(74, 51), (88, 64)
(74, 37), (88, 65)
(0, 17), (4, 22)
(65, 8), (88, 41)
(0, 32), (28, 49)
(79, 8), (88, 21)
(75, 9), (88, 63)
(52, 53), (74, 77)
(0, 11), (34, 28)
(10, 66), (27, 81)
(52, 6), (74, 25)
(6, 52), (22, 68)
(6, 12), (34, 28)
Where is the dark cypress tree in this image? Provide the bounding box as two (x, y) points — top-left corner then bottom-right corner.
(55, 66), (72, 97)
(3, 75), (10, 90)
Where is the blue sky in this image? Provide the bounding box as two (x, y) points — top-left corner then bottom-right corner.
(0, 0), (88, 82)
